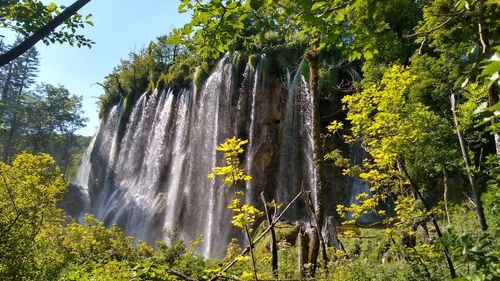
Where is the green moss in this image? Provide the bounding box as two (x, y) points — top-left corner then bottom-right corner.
(254, 222), (298, 256)
(248, 54), (259, 71)
(122, 96), (131, 118)
(232, 51), (245, 70)
(156, 76), (167, 91)
(146, 79), (156, 94)
(232, 51), (248, 78)
(193, 65), (208, 90)
(157, 55), (203, 91)
(260, 55), (271, 76)
(98, 91), (122, 119)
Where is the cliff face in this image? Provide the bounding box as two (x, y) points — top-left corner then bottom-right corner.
(69, 54), (358, 258)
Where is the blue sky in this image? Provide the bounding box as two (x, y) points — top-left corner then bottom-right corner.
(3, 0), (190, 136)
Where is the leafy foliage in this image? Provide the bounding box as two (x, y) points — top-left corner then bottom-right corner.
(208, 137), (263, 280)
(0, 0), (498, 280)
(208, 137), (252, 185)
(0, 47), (87, 174)
(0, 0), (94, 48)
(0, 153), (66, 280)
(97, 34), (189, 118)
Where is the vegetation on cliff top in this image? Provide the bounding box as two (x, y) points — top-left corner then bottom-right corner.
(0, 0), (499, 280)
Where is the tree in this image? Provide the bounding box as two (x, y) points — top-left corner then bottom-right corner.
(208, 137), (262, 280)
(0, 153), (67, 280)
(28, 83), (87, 174)
(0, 38), (39, 161)
(0, 0), (94, 67)
(0, 38), (87, 167)
(408, 0), (499, 231)
(0, 37), (87, 172)
(332, 65), (458, 278)
(412, 0), (500, 155)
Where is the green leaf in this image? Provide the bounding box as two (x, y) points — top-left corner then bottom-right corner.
(226, 1), (239, 9)
(484, 101), (500, 113)
(455, 0), (466, 10)
(367, 0), (377, 19)
(481, 60), (500, 78)
(350, 51), (362, 60)
(364, 50), (374, 60)
(486, 0), (500, 5)
(334, 11), (345, 23)
(311, 2), (326, 12)
(46, 2), (57, 12)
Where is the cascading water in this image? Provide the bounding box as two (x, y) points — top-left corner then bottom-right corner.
(276, 62), (317, 217)
(78, 57), (241, 257)
(72, 55), (360, 257)
(244, 55), (266, 203)
(70, 132), (97, 222)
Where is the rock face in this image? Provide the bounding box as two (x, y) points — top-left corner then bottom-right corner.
(71, 55), (359, 258)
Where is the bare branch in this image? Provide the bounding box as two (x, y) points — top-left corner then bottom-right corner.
(209, 190), (303, 281)
(404, 10), (464, 39)
(166, 269), (197, 281)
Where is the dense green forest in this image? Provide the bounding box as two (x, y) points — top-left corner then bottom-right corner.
(0, 38), (90, 178)
(1, 0), (499, 280)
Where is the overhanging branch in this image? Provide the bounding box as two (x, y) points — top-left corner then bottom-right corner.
(0, 0), (92, 67)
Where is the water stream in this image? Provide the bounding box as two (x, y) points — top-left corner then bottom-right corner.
(72, 56), (362, 257)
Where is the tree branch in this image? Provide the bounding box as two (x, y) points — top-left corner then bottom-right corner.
(398, 158), (457, 279)
(260, 192), (278, 278)
(404, 10), (465, 38)
(209, 190), (303, 281)
(166, 268), (197, 281)
(0, 0), (92, 67)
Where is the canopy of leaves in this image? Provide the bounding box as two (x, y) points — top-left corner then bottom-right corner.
(0, 43), (87, 173)
(0, 0), (94, 48)
(98, 34), (189, 118)
(0, 153), (66, 279)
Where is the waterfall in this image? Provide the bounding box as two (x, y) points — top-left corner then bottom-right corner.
(72, 55), (362, 257)
(276, 62), (317, 218)
(71, 132), (98, 222)
(189, 56), (235, 256)
(245, 55), (266, 204)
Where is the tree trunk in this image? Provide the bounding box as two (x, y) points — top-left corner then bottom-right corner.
(297, 229), (308, 278)
(420, 223), (431, 244)
(305, 45), (329, 274)
(308, 227), (320, 276)
(0, 0), (92, 67)
(323, 216), (346, 253)
(399, 160), (457, 279)
(260, 192), (278, 278)
(450, 93), (488, 231)
(488, 85), (500, 156)
(296, 223), (319, 278)
(442, 166), (451, 227)
(244, 225), (259, 281)
(305, 47), (325, 224)
(304, 191), (328, 270)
